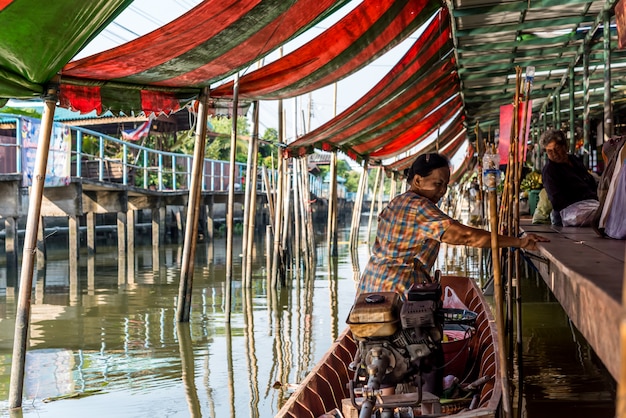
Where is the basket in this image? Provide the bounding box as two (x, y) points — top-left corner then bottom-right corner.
(440, 308), (477, 326)
(443, 324), (475, 377)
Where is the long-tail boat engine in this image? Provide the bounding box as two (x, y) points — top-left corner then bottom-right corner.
(347, 280), (444, 417)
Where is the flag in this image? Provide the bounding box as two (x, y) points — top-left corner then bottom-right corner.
(122, 120), (151, 141)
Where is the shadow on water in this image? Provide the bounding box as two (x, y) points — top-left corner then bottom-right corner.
(513, 267), (615, 418)
(0, 230), (616, 417)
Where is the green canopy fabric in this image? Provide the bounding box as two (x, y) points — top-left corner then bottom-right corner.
(0, 0), (132, 104)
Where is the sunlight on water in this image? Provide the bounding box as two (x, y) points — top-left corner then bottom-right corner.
(0, 225), (616, 417)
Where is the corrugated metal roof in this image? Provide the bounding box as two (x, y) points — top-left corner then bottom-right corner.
(447, 0), (623, 137)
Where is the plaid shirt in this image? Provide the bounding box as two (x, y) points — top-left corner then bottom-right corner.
(357, 191), (454, 296)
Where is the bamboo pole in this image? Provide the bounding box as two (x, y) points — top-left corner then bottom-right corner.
(506, 68), (523, 342)
(280, 156), (292, 286)
(177, 87), (210, 323)
(301, 157), (315, 272)
(244, 126), (259, 287)
(486, 171), (512, 418)
(327, 83), (339, 257)
(515, 67), (534, 342)
(262, 166), (275, 224)
(241, 101), (258, 279)
(244, 101), (260, 287)
(225, 73), (240, 321)
(327, 151), (338, 257)
(366, 166), (382, 246)
(292, 158), (301, 277)
(9, 81), (57, 409)
(297, 158), (308, 271)
(271, 100), (285, 288)
(350, 161), (368, 251)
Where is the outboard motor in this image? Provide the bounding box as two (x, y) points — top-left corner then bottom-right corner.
(347, 279), (444, 417)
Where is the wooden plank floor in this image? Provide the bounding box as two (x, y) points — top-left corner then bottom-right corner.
(520, 219), (625, 380)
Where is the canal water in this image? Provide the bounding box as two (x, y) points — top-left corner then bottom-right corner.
(0, 225), (616, 417)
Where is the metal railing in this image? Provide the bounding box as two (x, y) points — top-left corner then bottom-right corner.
(0, 114), (333, 196)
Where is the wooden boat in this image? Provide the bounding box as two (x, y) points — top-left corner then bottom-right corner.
(275, 275), (501, 417)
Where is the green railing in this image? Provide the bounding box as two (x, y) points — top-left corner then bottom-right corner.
(0, 114), (327, 195)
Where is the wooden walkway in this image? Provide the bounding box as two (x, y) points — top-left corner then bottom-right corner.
(521, 219), (625, 381)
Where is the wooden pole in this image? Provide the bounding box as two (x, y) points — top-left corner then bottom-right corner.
(350, 161), (368, 251)
(9, 81), (57, 409)
(327, 82), (339, 257)
(487, 171), (512, 418)
(241, 102), (258, 279)
(245, 103), (260, 286)
(271, 100), (285, 288)
(292, 157), (301, 277)
(514, 70), (534, 409)
(299, 158), (313, 273)
(225, 73), (240, 320)
(177, 87), (210, 323)
(327, 151), (338, 257)
(280, 158), (292, 286)
(366, 166), (382, 246)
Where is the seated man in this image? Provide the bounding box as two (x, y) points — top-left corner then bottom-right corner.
(541, 129), (599, 226)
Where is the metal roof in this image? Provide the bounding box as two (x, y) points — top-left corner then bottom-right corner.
(447, 0), (623, 136)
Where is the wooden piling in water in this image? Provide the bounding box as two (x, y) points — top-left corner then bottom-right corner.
(9, 83), (57, 409)
(5, 217), (18, 270)
(225, 76), (240, 321)
(326, 151), (338, 257)
(177, 87), (210, 323)
(487, 175), (512, 418)
(270, 100), (285, 289)
(86, 212), (96, 255)
(350, 160), (368, 251)
(244, 101), (260, 287)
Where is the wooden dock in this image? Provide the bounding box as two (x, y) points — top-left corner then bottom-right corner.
(521, 219), (625, 381)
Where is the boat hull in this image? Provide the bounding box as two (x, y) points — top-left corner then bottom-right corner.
(275, 275), (502, 418)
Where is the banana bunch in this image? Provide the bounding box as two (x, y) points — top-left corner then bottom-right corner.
(521, 171), (542, 191)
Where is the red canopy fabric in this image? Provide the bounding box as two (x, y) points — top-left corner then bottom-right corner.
(385, 113), (466, 173)
(58, 0), (347, 114)
(365, 95), (463, 159)
(211, 0), (439, 100)
(285, 8), (458, 160)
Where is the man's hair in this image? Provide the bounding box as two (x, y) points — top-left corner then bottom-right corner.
(540, 129), (568, 149)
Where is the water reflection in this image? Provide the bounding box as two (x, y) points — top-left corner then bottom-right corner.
(0, 230), (616, 417)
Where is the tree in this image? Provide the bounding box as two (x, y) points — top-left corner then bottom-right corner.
(205, 115), (250, 162)
(259, 127), (279, 168)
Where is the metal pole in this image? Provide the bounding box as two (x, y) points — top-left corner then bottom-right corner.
(177, 87), (210, 323)
(583, 43), (591, 168)
(9, 80), (58, 409)
(603, 10), (613, 141)
(569, 66), (576, 154)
